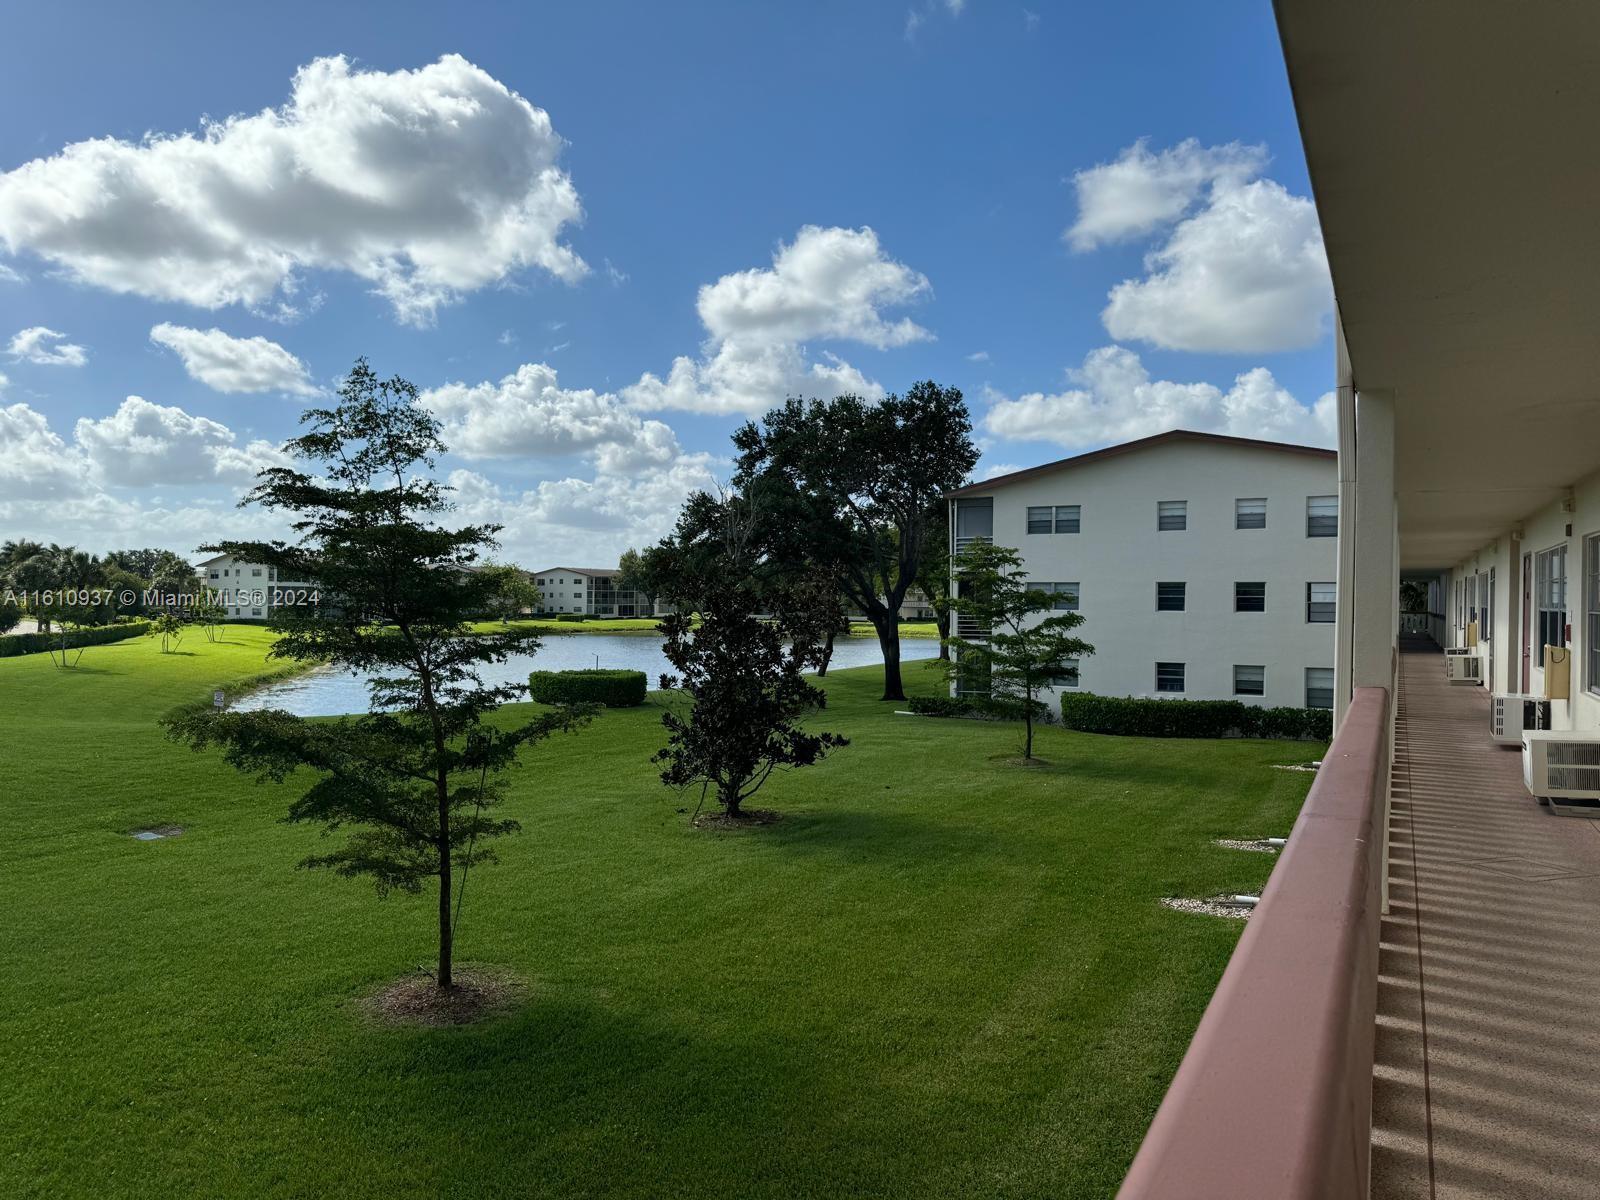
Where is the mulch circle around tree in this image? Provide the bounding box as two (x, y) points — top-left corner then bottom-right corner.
(359, 965), (528, 1028)
(692, 808), (784, 831)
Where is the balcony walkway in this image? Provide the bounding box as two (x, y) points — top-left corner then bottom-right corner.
(1373, 636), (1600, 1198)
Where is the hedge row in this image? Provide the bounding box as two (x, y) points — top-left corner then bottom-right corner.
(907, 694), (1036, 721)
(0, 620), (153, 659)
(1059, 693), (1332, 741)
(528, 668), (648, 707)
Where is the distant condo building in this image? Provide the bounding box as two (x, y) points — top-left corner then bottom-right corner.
(533, 566), (654, 617)
(944, 430), (1339, 708)
(196, 554), (318, 620)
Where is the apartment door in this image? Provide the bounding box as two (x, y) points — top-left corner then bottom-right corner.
(1522, 552), (1533, 692)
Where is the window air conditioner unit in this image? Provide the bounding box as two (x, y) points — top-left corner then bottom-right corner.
(1523, 732), (1600, 816)
(1443, 646), (1474, 658)
(1490, 693), (1553, 745)
(1445, 653), (1483, 684)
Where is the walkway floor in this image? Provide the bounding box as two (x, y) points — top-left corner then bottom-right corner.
(1373, 636), (1600, 1198)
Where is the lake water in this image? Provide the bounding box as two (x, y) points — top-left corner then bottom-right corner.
(230, 632), (940, 717)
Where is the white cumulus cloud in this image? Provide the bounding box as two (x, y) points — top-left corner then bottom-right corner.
(1068, 139), (1333, 354)
(983, 345), (1335, 450)
(1066, 138), (1266, 252)
(0, 402), (82, 499)
(149, 323), (318, 395)
(7, 326), (87, 366)
(420, 362), (683, 472)
(624, 225), (928, 415)
(74, 397), (288, 487)
(0, 54), (586, 325)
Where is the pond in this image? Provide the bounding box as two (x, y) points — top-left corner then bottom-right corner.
(230, 632), (941, 717)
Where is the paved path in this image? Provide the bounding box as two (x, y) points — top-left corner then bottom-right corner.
(1373, 636), (1600, 1198)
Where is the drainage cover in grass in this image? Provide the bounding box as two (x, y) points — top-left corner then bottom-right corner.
(128, 826), (184, 841)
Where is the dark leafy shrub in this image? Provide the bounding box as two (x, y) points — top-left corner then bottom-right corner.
(1059, 693), (1330, 741)
(528, 668), (648, 707)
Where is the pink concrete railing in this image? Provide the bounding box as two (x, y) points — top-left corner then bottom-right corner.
(1118, 685), (1390, 1200)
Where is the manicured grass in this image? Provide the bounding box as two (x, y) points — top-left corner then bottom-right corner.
(0, 627), (1315, 1199)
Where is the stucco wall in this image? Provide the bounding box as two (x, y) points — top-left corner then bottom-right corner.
(958, 439), (1339, 707)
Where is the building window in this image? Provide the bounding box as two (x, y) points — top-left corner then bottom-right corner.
(1026, 504), (1080, 534)
(250, 608), (263, 618)
(1466, 574), (1477, 635)
(1535, 544), (1568, 665)
(955, 496), (994, 548)
(1234, 664), (1265, 696)
(1307, 495), (1338, 537)
(1305, 668), (1335, 710)
(1307, 582), (1336, 623)
(1235, 582), (1266, 612)
(1051, 659), (1080, 688)
(1155, 662), (1185, 693)
(1586, 535), (1600, 695)
(208, 571), (218, 580)
(252, 568), (262, 577)
(1157, 500), (1187, 531)
(1484, 568), (1494, 642)
(1036, 582), (1079, 611)
(1235, 498), (1267, 529)
(1156, 581), (1186, 611)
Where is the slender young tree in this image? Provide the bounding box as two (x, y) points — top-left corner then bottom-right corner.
(942, 542), (1096, 762)
(733, 383), (978, 701)
(164, 359), (588, 991)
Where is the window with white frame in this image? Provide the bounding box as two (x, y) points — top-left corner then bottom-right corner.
(1235, 498), (1266, 529)
(1035, 582), (1079, 611)
(1466, 574), (1477, 635)
(1157, 500), (1187, 531)
(1306, 581), (1336, 623)
(1155, 661), (1185, 693)
(1233, 664), (1265, 696)
(1305, 668), (1335, 710)
(1027, 504), (1080, 534)
(1307, 495), (1338, 537)
(1586, 535), (1600, 695)
(1156, 581), (1186, 611)
(1235, 581), (1266, 612)
(1535, 545), (1568, 665)
(1481, 570), (1493, 642)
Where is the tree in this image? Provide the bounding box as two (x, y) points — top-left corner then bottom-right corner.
(1400, 580), (1428, 614)
(942, 542), (1096, 762)
(615, 547), (657, 615)
(0, 593), (19, 636)
(656, 584), (848, 817)
(163, 359), (589, 991)
(11, 545), (111, 666)
(1, 539), (44, 573)
(105, 547), (192, 582)
(477, 563), (539, 624)
(654, 508), (846, 817)
(734, 383), (979, 701)
(192, 591), (228, 643)
(148, 611), (186, 654)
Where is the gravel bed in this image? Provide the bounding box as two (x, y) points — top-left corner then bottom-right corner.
(1213, 837), (1280, 854)
(1160, 896), (1252, 920)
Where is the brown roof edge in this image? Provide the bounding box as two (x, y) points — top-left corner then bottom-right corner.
(945, 429), (1335, 498)
(533, 566), (619, 577)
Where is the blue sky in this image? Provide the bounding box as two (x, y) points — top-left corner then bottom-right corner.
(0, 1), (1333, 567)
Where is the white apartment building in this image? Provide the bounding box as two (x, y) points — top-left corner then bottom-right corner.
(532, 566), (653, 617)
(196, 554), (317, 620)
(945, 430), (1338, 708)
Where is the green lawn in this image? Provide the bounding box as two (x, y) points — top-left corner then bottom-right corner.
(0, 627), (1315, 1199)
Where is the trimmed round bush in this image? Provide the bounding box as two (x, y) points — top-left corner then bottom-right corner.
(528, 668), (648, 707)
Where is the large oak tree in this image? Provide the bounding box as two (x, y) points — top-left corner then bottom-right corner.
(732, 383), (978, 701)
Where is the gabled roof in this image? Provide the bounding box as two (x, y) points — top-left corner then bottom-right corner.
(533, 566), (618, 577)
(945, 430), (1335, 498)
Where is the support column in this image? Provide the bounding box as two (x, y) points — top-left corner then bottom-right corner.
(1333, 322), (1358, 726)
(1350, 389), (1397, 693)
